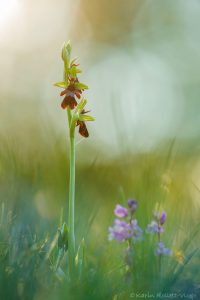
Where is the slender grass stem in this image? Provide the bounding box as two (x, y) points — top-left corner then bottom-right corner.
(158, 227), (162, 287)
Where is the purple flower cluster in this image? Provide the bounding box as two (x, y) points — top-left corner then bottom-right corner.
(109, 219), (130, 241)
(108, 199), (142, 242)
(146, 211), (172, 257)
(147, 221), (164, 234)
(114, 205), (128, 218)
(155, 242), (172, 256)
(109, 203), (172, 259)
(146, 211), (167, 234)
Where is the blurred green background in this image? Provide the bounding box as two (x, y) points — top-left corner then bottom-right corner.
(0, 1), (200, 299)
(1, 0), (200, 155)
(1, 0), (200, 221)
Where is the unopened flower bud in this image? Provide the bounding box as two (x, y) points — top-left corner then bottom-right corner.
(128, 199), (137, 213)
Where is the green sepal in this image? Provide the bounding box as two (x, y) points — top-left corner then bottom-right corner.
(54, 82), (67, 88)
(74, 98), (87, 114)
(69, 66), (82, 79)
(78, 115), (95, 122)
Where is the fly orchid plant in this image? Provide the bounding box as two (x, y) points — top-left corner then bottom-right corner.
(54, 41), (94, 278)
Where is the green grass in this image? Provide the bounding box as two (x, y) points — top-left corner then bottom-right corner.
(0, 126), (199, 300)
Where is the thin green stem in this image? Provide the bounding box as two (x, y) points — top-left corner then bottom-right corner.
(65, 84), (77, 278)
(68, 132), (76, 276)
(67, 107), (72, 127)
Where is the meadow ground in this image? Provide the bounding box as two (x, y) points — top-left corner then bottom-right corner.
(0, 125), (199, 300)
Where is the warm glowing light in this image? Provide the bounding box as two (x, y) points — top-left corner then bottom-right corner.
(0, 0), (19, 27)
